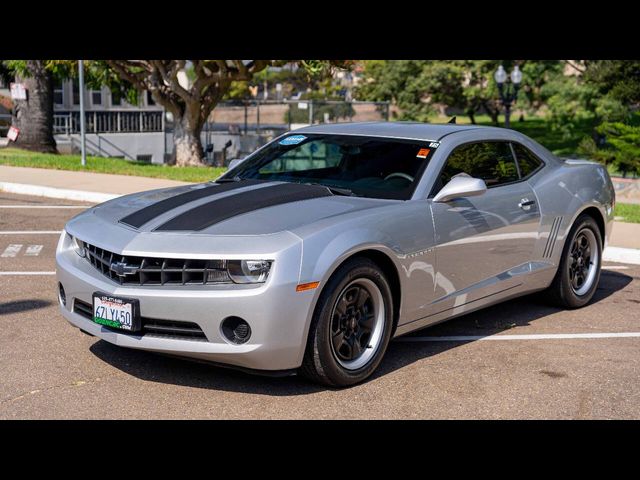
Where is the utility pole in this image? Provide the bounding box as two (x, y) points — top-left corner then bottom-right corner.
(78, 60), (87, 166)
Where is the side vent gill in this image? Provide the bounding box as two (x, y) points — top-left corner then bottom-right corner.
(543, 216), (562, 258)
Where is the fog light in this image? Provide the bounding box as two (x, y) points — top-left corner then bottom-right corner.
(221, 316), (252, 345)
(58, 282), (66, 306)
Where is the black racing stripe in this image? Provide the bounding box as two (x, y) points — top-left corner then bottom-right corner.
(119, 179), (264, 229)
(155, 183), (333, 231)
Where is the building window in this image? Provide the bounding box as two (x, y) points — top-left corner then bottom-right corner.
(53, 80), (64, 106)
(146, 91), (155, 106)
(72, 81), (80, 105)
(91, 90), (103, 106)
(111, 89), (121, 106)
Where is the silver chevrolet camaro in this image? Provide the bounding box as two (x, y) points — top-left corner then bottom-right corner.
(56, 122), (615, 386)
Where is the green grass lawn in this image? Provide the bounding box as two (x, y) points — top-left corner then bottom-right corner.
(0, 148), (226, 183)
(615, 203), (640, 224)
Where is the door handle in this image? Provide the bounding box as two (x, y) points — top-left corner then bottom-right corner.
(518, 198), (535, 210)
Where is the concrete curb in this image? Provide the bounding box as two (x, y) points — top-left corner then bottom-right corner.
(603, 246), (640, 265)
(0, 181), (120, 203)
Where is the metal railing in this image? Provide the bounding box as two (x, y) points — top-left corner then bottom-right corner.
(53, 110), (164, 135)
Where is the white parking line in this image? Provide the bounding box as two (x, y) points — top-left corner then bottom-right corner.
(1, 244), (23, 257)
(24, 245), (44, 256)
(0, 231), (62, 235)
(0, 205), (88, 209)
(603, 246), (640, 265)
(0, 271), (56, 275)
(603, 265), (630, 270)
(396, 332), (640, 342)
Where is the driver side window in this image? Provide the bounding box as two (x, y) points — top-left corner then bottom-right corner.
(434, 141), (519, 194)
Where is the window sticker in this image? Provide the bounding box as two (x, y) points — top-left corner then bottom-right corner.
(279, 135), (307, 146)
(416, 148), (430, 159)
(429, 142), (440, 148)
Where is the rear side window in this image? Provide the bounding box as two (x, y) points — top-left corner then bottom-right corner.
(512, 143), (543, 178)
(439, 141), (519, 188)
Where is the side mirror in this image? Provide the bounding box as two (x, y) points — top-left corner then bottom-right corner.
(227, 157), (246, 170)
(433, 175), (487, 203)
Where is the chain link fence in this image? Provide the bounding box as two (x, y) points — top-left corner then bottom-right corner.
(208, 100), (390, 133)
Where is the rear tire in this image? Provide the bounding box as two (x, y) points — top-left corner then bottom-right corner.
(300, 257), (394, 387)
(547, 214), (602, 308)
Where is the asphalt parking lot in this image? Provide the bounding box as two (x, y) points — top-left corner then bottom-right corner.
(1, 191), (639, 419)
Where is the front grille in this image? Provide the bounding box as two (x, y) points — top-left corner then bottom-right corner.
(83, 241), (229, 286)
(73, 299), (208, 341)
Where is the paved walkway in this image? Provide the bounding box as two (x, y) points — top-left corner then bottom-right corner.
(610, 221), (640, 249)
(0, 165), (190, 195)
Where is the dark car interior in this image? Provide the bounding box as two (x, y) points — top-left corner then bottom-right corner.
(235, 135), (435, 199)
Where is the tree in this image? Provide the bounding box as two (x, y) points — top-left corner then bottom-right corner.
(355, 60), (512, 124)
(3, 60), (77, 153)
(355, 60), (566, 125)
(355, 60), (434, 121)
(517, 61), (564, 114)
(4, 60), (57, 153)
(583, 60), (640, 107)
(578, 121), (640, 177)
(105, 60), (350, 166)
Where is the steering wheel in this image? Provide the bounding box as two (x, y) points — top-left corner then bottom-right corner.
(384, 172), (414, 182)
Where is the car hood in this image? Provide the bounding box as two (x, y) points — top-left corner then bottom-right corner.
(88, 181), (389, 236)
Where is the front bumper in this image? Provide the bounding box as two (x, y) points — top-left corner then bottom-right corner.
(55, 232), (316, 371)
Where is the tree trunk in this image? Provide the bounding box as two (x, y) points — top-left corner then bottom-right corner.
(482, 101), (500, 126)
(11, 60), (57, 153)
(173, 110), (205, 167)
(466, 109), (476, 124)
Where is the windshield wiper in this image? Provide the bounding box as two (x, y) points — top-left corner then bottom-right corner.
(216, 176), (244, 183)
(301, 182), (358, 197)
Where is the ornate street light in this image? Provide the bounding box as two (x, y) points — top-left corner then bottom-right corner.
(494, 64), (522, 128)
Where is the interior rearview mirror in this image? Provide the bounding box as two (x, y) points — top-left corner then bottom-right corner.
(433, 176), (487, 203)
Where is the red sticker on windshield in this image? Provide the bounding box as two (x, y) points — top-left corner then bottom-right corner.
(416, 148), (430, 159)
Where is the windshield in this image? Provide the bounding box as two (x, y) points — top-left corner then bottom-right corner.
(222, 133), (437, 200)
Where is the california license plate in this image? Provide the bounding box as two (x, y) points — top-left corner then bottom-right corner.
(92, 292), (141, 332)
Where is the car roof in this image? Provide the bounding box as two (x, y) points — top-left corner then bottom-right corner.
(292, 121), (508, 142)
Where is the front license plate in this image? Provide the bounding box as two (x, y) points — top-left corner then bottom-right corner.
(92, 292), (141, 332)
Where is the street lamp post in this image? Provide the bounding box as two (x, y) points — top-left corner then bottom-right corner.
(494, 65), (522, 128)
(78, 60), (87, 167)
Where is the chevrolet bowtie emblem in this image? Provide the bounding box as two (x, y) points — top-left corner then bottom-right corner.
(110, 262), (138, 277)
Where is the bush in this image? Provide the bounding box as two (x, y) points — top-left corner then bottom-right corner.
(578, 121), (640, 177)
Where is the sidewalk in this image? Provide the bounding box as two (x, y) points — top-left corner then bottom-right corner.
(0, 165), (191, 202)
(610, 222), (640, 249)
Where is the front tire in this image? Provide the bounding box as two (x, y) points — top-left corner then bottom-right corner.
(300, 257), (394, 387)
(547, 214), (602, 308)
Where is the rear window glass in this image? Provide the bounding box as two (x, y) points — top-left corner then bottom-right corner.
(512, 143), (543, 178)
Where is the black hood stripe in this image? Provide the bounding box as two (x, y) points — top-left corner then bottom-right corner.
(119, 179), (264, 229)
(154, 183), (333, 231)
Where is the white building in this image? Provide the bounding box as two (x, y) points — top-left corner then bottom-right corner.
(52, 79), (167, 163)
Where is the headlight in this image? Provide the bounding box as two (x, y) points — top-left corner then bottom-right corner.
(227, 260), (272, 284)
(68, 233), (85, 257)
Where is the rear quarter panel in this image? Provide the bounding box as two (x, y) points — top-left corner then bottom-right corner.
(529, 158), (615, 278)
